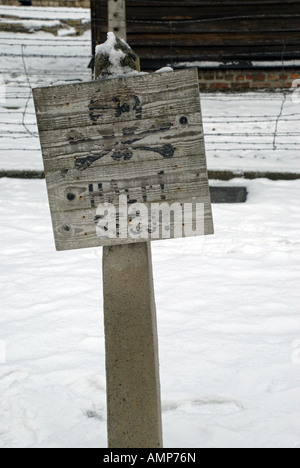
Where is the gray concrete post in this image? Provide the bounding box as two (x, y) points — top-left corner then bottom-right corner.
(103, 243), (163, 448)
(108, 0), (127, 42)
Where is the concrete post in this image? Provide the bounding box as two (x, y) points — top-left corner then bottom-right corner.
(108, 0), (127, 42)
(103, 243), (163, 448)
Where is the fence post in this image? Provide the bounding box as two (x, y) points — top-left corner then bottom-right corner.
(108, 0), (127, 42)
(102, 242), (163, 448)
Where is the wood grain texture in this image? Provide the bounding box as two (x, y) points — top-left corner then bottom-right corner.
(33, 71), (201, 132)
(93, 1), (300, 65)
(39, 113), (204, 166)
(33, 69), (213, 251)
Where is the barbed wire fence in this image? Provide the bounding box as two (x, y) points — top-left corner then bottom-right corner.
(0, 8), (299, 162)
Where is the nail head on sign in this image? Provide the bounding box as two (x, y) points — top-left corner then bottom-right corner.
(180, 116), (188, 125)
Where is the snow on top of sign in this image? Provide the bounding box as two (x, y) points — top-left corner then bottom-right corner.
(95, 32), (123, 60)
(155, 67), (174, 74)
(95, 32), (141, 78)
(95, 33), (174, 78)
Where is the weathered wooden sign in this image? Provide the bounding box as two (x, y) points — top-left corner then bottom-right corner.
(33, 68), (213, 251)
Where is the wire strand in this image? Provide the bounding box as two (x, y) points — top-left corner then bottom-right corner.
(21, 45), (39, 138)
(273, 41), (288, 150)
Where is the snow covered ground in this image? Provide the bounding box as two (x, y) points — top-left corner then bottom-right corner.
(0, 6), (92, 172)
(0, 177), (300, 448)
(0, 5), (90, 21)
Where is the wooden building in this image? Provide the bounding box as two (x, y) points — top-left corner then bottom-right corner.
(91, 0), (300, 91)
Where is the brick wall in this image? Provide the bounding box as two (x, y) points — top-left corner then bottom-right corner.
(197, 68), (300, 92)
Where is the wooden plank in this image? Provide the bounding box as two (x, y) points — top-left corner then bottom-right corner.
(98, 2), (300, 20)
(97, 17), (300, 34)
(47, 173), (209, 214)
(33, 70), (201, 132)
(134, 44), (300, 60)
(38, 113), (204, 164)
(42, 138), (205, 175)
(51, 199), (213, 251)
(123, 0), (300, 4)
(45, 150), (206, 185)
(125, 5), (300, 21)
(126, 32), (300, 48)
(33, 69), (214, 251)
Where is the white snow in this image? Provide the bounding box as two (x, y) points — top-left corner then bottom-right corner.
(0, 18), (61, 28)
(174, 60), (300, 69)
(201, 93), (300, 174)
(0, 5), (90, 35)
(0, 5), (91, 22)
(96, 32), (126, 75)
(95, 32), (143, 78)
(0, 177), (299, 448)
(155, 67), (174, 74)
(0, 25), (92, 171)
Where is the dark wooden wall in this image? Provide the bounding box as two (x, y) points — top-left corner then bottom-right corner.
(91, 0), (300, 69)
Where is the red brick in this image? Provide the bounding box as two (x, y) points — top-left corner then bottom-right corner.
(209, 83), (229, 90)
(231, 82), (250, 90)
(236, 75), (245, 81)
(253, 74), (265, 82)
(268, 74), (278, 81)
(202, 74), (215, 81)
(251, 82), (267, 88)
(246, 74), (254, 80)
(290, 73), (300, 80)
